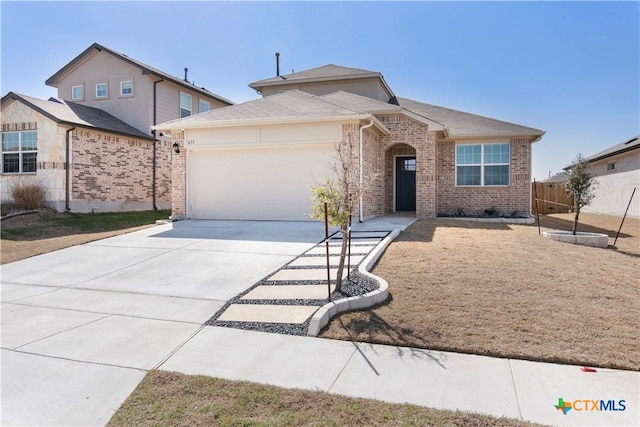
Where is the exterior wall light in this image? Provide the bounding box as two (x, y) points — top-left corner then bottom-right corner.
(172, 142), (180, 154)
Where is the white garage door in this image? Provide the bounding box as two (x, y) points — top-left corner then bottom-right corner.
(188, 144), (336, 220)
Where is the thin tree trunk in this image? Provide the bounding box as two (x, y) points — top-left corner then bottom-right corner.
(572, 202), (580, 235)
(334, 225), (349, 293)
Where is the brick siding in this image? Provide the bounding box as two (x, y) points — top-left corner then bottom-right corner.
(436, 138), (532, 216)
(71, 129), (171, 205)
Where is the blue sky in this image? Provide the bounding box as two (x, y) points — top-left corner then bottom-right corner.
(1, 1), (638, 181)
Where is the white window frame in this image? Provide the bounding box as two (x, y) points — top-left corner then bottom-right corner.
(95, 82), (108, 99)
(71, 84), (84, 101)
(606, 162), (617, 171)
(199, 99), (210, 113)
(2, 130), (38, 174)
(119, 80), (133, 97)
(180, 92), (192, 118)
(455, 142), (511, 187)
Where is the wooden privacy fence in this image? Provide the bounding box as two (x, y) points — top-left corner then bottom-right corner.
(531, 181), (574, 214)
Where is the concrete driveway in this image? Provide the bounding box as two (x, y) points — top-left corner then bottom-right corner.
(1, 220), (328, 426)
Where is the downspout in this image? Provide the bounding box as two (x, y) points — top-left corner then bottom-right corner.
(358, 118), (375, 222)
(65, 126), (76, 211)
(152, 77), (164, 210)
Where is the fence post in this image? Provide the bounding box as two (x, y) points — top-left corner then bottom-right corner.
(614, 187), (636, 246)
(324, 202), (331, 302)
(533, 178), (541, 235)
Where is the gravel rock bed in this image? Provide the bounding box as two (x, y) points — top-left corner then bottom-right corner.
(205, 231), (388, 335)
(211, 320), (311, 336)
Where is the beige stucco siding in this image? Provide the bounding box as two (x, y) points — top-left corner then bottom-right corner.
(54, 49), (153, 134)
(155, 82), (229, 128)
(260, 78), (391, 102)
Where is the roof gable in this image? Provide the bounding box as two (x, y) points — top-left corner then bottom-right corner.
(398, 97), (545, 139)
(45, 43), (233, 105)
(2, 92), (154, 140)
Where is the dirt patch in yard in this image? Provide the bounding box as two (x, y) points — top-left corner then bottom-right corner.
(320, 213), (639, 371)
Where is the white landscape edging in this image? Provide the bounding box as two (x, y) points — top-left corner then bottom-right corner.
(307, 229), (400, 337)
(541, 231), (609, 248)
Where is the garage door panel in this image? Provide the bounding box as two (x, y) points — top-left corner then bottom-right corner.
(189, 145), (335, 220)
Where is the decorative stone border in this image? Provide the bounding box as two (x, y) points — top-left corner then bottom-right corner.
(307, 229), (400, 336)
(542, 231), (609, 248)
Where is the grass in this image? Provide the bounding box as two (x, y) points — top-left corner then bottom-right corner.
(320, 213), (639, 371)
(107, 370), (540, 427)
(1, 209), (171, 264)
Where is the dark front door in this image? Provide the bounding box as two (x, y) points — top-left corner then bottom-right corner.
(395, 156), (416, 211)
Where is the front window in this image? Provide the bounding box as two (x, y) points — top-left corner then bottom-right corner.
(96, 82), (108, 98)
(180, 92), (192, 118)
(120, 80), (133, 96)
(2, 131), (37, 174)
(456, 143), (510, 186)
(199, 99), (210, 113)
(71, 85), (84, 100)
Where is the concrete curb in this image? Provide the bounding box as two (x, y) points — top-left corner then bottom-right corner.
(307, 229), (400, 336)
(542, 231), (609, 248)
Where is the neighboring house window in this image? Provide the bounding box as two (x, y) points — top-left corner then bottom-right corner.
(120, 80), (133, 96)
(2, 131), (37, 174)
(456, 143), (510, 186)
(607, 162), (617, 171)
(199, 99), (210, 113)
(180, 92), (192, 118)
(96, 82), (108, 98)
(71, 85), (84, 100)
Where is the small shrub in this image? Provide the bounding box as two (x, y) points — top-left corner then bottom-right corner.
(456, 207), (467, 217)
(484, 206), (499, 217)
(10, 182), (45, 210)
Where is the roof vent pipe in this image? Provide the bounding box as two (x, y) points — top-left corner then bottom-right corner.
(275, 52), (280, 76)
(184, 67), (188, 82)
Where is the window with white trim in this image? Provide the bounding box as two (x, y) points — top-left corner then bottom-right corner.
(71, 85), (84, 100)
(180, 92), (192, 118)
(120, 80), (133, 96)
(606, 162), (616, 171)
(456, 143), (510, 186)
(2, 131), (37, 174)
(96, 82), (108, 98)
(199, 99), (210, 113)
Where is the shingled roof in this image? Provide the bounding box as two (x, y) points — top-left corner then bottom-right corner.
(583, 135), (640, 163)
(249, 64), (395, 99)
(398, 97), (545, 139)
(45, 43), (233, 106)
(2, 92), (154, 140)
(156, 90), (374, 128)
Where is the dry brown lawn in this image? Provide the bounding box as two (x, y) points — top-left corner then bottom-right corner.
(108, 370), (540, 427)
(321, 213), (639, 371)
(1, 209), (170, 264)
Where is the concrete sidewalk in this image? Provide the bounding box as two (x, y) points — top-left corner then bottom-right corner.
(161, 326), (639, 427)
(2, 216), (638, 426)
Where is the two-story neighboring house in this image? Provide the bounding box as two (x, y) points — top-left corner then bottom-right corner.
(1, 43), (233, 213)
(45, 43), (233, 136)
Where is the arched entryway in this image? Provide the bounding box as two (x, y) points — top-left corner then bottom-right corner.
(385, 144), (417, 213)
